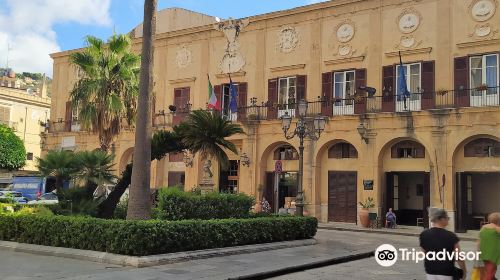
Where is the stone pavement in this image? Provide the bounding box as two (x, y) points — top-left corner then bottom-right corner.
(0, 229), (417, 280)
(270, 234), (498, 280)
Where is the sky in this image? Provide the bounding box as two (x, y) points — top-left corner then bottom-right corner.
(0, 0), (326, 77)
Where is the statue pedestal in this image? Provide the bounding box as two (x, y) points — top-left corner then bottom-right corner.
(199, 178), (214, 194)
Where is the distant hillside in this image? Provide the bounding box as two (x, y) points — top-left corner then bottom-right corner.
(0, 68), (52, 97)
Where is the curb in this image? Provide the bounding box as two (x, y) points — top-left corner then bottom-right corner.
(317, 226), (478, 242)
(227, 250), (375, 280)
(0, 239), (317, 268)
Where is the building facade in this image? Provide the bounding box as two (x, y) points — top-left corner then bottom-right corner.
(45, 0), (500, 232)
(0, 77), (51, 174)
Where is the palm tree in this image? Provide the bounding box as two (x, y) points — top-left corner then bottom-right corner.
(69, 34), (140, 152)
(36, 150), (78, 198)
(127, 0), (157, 220)
(74, 151), (116, 200)
(175, 110), (245, 169)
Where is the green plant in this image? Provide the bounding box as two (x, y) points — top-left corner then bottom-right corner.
(74, 150), (116, 199)
(174, 110), (244, 169)
(36, 150), (78, 196)
(359, 197), (375, 209)
(155, 187), (255, 220)
(113, 195), (128, 220)
(0, 124), (26, 170)
(0, 214), (317, 256)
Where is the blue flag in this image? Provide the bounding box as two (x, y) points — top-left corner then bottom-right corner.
(229, 77), (238, 115)
(398, 53), (411, 99)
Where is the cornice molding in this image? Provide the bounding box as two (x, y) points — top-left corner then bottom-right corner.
(168, 77), (196, 84)
(385, 47), (432, 57)
(324, 56), (365, 65)
(457, 38), (500, 48)
(270, 64), (306, 72)
(215, 71), (246, 79)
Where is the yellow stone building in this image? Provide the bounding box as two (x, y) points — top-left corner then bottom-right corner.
(0, 74), (51, 174)
(44, 1), (500, 232)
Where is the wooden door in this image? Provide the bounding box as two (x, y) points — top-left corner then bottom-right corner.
(265, 172), (276, 213)
(423, 173), (431, 228)
(328, 171), (357, 223)
(455, 172), (470, 233)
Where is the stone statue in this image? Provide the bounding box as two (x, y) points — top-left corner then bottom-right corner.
(203, 159), (213, 179)
(214, 18), (249, 73)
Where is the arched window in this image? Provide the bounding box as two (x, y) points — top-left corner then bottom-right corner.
(273, 145), (299, 160)
(391, 140), (425, 158)
(328, 142), (358, 159)
(464, 138), (500, 157)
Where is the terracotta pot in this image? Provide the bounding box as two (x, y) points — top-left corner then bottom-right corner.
(359, 208), (370, 228)
(253, 203), (262, 213)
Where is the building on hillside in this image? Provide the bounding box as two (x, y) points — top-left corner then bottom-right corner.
(44, 0), (500, 232)
(0, 70), (51, 184)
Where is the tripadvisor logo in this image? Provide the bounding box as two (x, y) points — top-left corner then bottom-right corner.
(375, 244), (481, 267)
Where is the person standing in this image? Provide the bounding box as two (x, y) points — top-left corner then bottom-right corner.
(420, 209), (466, 280)
(479, 212), (500, 280)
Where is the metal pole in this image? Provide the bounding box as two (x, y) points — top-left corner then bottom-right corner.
(296, 118), (305, 217)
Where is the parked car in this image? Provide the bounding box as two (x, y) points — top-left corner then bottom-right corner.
(0, 191), (29, 204)
(27, 192), (58, 205)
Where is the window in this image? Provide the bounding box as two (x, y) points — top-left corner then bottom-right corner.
(169, 152), (184, 162)
(464, 138), (500, 157)
(333, 71), (355, 102)
(391, 141), (425, 158)
(328, 143), (358, 159)
(396, 63), (421, 101)
(0, 106), (10, 123)
(26, 152), (34, 161)
(273, 145), (299, 160)
(220, 83), (239, 118)
(278, 76), (296, 108)
(173, 87), (190, 125)
(167, 172), (185, 189)
(470, 54), (498, 95)
(228, 160), (239, 176)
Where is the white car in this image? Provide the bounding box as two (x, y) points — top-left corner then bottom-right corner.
(27, 192), (58, 205)
(0, 191), (29, 204)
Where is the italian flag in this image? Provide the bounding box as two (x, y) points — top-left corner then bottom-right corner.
(207, 77), (221, 110)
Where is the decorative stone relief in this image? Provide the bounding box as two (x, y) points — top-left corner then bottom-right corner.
(336, 21), (355, 43)
(175, 45), (192, 68)
(468, 23), (499, 39)
(394, 35), (423, 50)
(470, 0), (496, 22)
(214, 18), (249, 73)
(277, 26), (299, 53)
(397, 8), (422, 34)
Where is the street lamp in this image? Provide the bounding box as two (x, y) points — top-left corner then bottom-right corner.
(281, 100), (326, 216)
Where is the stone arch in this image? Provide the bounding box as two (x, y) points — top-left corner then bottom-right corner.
(451, 134), (500, 231)
(377, 136), (435, 227)
(313, 139), (361, 223)
(119, 147), (134, 174)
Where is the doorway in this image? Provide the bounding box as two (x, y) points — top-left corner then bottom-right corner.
(328, 171), (357, 223)
(264, 171), (298, 213)
(455, 172), (500, 232)
(386, 172), (430, 227)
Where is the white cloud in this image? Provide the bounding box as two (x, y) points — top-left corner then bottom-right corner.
(0, 0), (112, 76)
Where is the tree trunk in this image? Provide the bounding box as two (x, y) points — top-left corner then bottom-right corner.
(127, 0), (157, 220)
(97, 163), (132, 218)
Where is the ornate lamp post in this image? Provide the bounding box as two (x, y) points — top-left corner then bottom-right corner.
(281, 100), (326, 216)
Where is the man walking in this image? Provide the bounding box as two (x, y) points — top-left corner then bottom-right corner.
(419, 209), (466, 280)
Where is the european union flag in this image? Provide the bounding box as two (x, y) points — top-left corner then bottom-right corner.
(229, 77), (238, 119)
(398, 52), (411, 99)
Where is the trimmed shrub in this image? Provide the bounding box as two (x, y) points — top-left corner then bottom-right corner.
(155, 187), (255, 220)
(0, 214), (317, 256)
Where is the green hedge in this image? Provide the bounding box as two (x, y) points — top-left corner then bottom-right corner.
(0, 214), (317, 256)
(155, 188), (255, 220)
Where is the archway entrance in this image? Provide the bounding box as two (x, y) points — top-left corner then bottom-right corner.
(381, 139), (431, 228)
(454, 137), (500, 232)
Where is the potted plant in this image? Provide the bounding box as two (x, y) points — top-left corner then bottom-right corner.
(358, 197), (375, 228)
